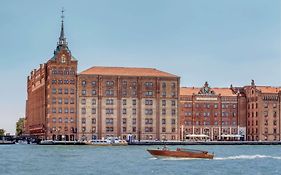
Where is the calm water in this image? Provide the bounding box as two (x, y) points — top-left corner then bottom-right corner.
(0, 144), (281, 175)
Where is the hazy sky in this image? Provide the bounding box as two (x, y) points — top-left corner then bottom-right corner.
(0, 0), (280, 133)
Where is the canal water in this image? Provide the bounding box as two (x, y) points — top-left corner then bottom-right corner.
(0, 145), (281, 175)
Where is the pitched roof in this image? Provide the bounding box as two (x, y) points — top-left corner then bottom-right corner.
(180, 87), (200, 96)
(180, 87), (236, 96)
(256, 86), (281, 94)
(79, 66), (179, 78)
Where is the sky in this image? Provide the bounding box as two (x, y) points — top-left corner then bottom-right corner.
(0, 0), (280, 133)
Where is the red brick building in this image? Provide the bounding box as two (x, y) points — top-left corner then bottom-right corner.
(179, 82), (247, 141)
(25, 16), (78, 140)
(244, 80), (281, 141)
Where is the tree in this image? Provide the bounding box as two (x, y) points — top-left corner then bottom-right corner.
(16, 118), (24, 136)
(0, 129), (5, 136)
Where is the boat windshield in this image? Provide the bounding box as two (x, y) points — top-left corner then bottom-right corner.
(177, 148), (208, 154)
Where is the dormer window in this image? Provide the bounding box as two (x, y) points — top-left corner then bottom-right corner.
(61, 55), (66, 63)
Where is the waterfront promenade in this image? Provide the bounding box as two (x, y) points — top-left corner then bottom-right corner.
(129, 141), (281, 145)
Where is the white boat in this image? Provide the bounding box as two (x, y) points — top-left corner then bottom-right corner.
(86, 137), (128, 146)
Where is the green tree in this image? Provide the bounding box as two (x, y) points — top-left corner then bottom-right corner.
(0, 129), (5, 136)
(16, 118), (24, 136)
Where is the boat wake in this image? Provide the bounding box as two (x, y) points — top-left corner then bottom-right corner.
(215, 155), (281, 160)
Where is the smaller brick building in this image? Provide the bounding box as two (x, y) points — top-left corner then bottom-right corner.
(244, 80), (281, 141)
(179, 82), (247, 141)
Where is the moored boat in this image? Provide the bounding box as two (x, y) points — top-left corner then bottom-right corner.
(85, 137), (128, 146)
(147, 147), (214, 159)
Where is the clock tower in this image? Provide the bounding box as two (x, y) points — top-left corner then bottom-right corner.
(45, 10), (78, 141)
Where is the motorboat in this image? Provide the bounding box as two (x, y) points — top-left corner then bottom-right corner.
(147, 146), (214, 159)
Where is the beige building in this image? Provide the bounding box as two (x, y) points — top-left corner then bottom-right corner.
(244, 80), (281, 141)
(77, 67), (180, 141)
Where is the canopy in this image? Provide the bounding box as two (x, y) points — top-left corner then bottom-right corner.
(221, 134), (242, 138)
(186, 134), (209, 138)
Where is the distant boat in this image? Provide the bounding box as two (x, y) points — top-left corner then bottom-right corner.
(39, 140), (86, 145)
(85, 137), (128, 146)
(147, 146), (214, 159)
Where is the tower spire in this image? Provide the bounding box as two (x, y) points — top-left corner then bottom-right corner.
(58, 8), (67, 46)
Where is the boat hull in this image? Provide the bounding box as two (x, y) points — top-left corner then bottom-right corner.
(147, 149), (214, 159)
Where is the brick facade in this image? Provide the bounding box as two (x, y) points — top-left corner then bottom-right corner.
(179, 82), (247, 141)
(77, 68), (180, 141)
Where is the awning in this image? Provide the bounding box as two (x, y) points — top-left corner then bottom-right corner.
(186, 134), (209, 138)
(221, 134), (242, 138)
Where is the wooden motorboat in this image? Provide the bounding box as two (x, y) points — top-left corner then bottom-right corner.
(147, 147), (214, 159)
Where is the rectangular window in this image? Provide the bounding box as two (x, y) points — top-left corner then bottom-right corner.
(162, 100), (166, 106)
(92, 99), (96, 105)
(145, 91), (153, 96)
(122, 118), (127, 125)
(91, 81), (96, 86)
(81, 108), (86, 114)
(82, 80), (86, 86)
(105, 90), (114, 96)
(145, 109), (153, 115)
(52, 98), (56, 104)
(92, 90), (96, 95)
(70, 108), (74, 113)
(145, 118), (153, 124)
(132, 99), (136, 106)
(70, 98), (75, 104)
(171, 109), (176, 116)
(171, 100), (176, 106)
(52, 88), (56, 94)
(82, 118), (86, 124)
(92, 118), (96, 124)
(162, 82), (166, 89)
(171, 82), (176, 89)
(106, 108), (114, 115)
(123, 99), (127, 105)
(106, 99), (114, 105)
(162, 109), (166, 115)
(81, 99), (86, 105)
(123, 108), (127, 115)
(64, 108), (69, 113)
(92, 108), (96, 114)
(144, 82), (153, 87)
(132, 108), (136, 115)
(82, 90), (86, 96)
(105, 118), (114, 125)
(145, 100), (153, 105)
(64, 98), (69, 104)
(64, 88), (69, 94)
(132, 118), (136, 125)
(106, 81), (114, 86)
